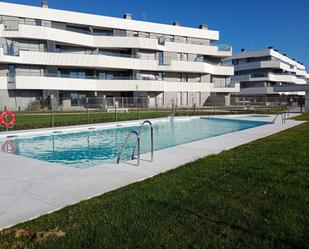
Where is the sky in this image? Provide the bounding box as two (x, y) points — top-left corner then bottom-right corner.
(2, 0), (309, 68)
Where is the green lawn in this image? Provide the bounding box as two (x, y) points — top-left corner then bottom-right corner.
(1, 114), (308, 249)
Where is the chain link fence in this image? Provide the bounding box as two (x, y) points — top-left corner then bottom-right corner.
(0, 95), (305, 132)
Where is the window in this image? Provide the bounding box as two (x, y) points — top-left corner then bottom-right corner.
(69, 72), (78, 78)
(170, 35), (175, 42)
(145, 32), (150, 38)
(178, 73), (182, 82)
(55, 46), (61, 53)
(155, 72), (164, 81)
(183, 73), (188, 82)
(158, 36), (165, 45)
(157, 52), (164, 65)
(6, 41), (14, 56)
(133, 31), (139, 37)
(70, 92), (87, 106)
(178, 73), (188, 82)
(8, 65), (16, 82)
(99, 72), (106, 79)
(99, 72), (113, 80)
(35, 19), (42, 26)
(232, 59), (238, 65)
(77, 72), (86, 78)
(8, 65), (16, 76)
(69, 71), (86, 79)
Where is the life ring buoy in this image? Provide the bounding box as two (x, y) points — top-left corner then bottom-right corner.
(1, 140), (17, 154)
(0, 111), (16, 128)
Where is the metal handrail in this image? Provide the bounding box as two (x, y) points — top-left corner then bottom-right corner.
(272, 110), (286, 124)
(117, 130), (140, 166)
(131, 120), (154, 162)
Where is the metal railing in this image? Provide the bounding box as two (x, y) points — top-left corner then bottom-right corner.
(0, 94), (304, 133)
(170, 102), (176, 122)
(0, 19), (231, 49)
(1, 45), (227, 66)
(117, 130), (140, 165)
(272, 110), (286, 124)
(4, 72), (234, 86)
(131, 120), (154, 162)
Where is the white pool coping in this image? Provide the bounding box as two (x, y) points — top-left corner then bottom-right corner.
(0, 114), (304, 230)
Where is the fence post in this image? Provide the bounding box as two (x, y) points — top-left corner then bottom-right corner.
(114, 104), (117, 123)
(155, 103), (158, 118)
(50, 95), (54, 128)
(51, 105), (54, 128)
(86, 97), (89, 124)
(214, 95), (216, 115)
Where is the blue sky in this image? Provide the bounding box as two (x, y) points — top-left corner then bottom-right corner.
(2, 0), (309, 68)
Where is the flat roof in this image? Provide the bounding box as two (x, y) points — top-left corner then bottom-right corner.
(0, 1), (219, 40)
(231, 49), (305, 70)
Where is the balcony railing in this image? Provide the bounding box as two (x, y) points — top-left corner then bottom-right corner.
(1, 46), (227, 67)
(6, 72), (236, 88)
(0, 20), (231, 51)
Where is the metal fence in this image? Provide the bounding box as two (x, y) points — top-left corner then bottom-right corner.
(0, 95), (304, 132)
(0, 95), (305, 111)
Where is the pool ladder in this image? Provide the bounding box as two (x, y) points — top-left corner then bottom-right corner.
(272, 110), (286, 124)
(117, 120), (154, 166)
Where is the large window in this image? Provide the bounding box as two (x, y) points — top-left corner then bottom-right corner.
(35, 19), (42, 26)
(69, 71), (86, 79)
(99, 72), (113, 80)
(70, 92), (87, 106)
(155, 72), (165, 81)
(6, 40), (14, 56)
(8, 65), (16, 75)
(157, 52), (164, 65)
(8, 65), (16, 82)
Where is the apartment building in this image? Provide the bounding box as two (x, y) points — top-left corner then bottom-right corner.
(0, 1), (238, 110)
(227, 48), (308, 97)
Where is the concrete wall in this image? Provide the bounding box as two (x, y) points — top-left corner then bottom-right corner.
(0, 89), (42, 110)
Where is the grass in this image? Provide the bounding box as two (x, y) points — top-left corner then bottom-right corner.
(1, 114), (308, 249)
(0, 106), (284, 132)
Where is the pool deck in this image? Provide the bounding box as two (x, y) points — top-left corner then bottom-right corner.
(0, 114), (304, 230)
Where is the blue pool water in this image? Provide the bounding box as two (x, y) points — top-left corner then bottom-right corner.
(0, 117), (269, 168)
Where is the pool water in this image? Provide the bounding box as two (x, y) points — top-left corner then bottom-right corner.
(0, 117), (269, 168)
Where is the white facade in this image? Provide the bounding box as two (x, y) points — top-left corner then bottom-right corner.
(0, 2), (238, 110)
(227, 48), (307, 97)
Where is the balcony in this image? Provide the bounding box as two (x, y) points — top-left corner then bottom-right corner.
(234, 60), (306, 76)
(0, 23), (231, 57)
(5, 74), (239, 93)
(232, 73), (307, 85)
(0, 48), (234, 76)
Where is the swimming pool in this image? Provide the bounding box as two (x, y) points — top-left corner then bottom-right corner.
(0, 117), (269, 168)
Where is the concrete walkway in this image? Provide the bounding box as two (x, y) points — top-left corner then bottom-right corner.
(0, 114), (304, 230)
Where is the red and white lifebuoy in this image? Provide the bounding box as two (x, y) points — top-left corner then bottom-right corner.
(1, 140), (17, 154)
(0, 111), (16, 128)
